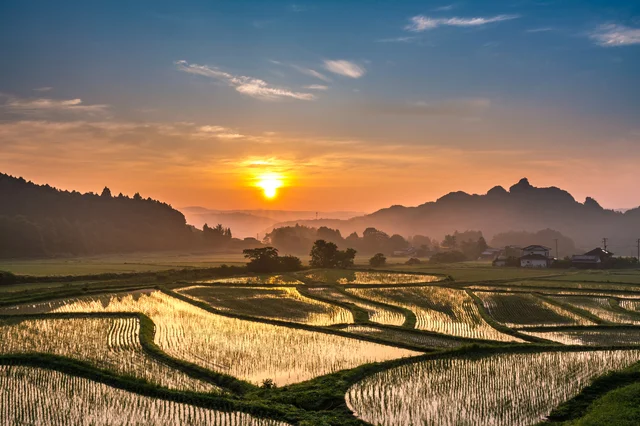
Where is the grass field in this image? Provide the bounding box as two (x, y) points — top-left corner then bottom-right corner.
(177, 286), (353, 326)
(346, 350), (640, 426)
(0, 252), (248, 276)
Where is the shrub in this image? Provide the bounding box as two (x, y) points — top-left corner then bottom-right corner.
(405, 257), (421, 265)
(429, 251), (467, 264)
(369, 253), (387, 267)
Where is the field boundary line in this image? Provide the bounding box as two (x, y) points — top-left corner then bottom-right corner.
(533, 293), (609, 325)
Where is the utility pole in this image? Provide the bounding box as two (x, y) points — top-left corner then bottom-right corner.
(602, 238), (608, 251)
(554, 238), (559, 259)
(316, 212), (318, 220)
(636, 238), (640, 261)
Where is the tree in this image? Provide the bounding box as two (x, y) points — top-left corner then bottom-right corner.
(310, 240), (356, 268)
(369, 253), (386, 267)
(429, 250), (467, 264)
(243, 247), (303, 273)
(100, 187), (112, 198)
(243, 247), (281, 273)
(441, 234), (457, 250)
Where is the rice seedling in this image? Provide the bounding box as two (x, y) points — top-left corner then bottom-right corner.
(346, 350), (640, 426)
(342, 325), (465, 349)
(489, 280), (640, 293)
(305, 287), (405, 326)
(347, 287), (521, 342)
(177, 286), (353, 326)
(620, 299), (640, 312)
(521, 329), (640, 346)
(302, 270), (441, 285)
(0, 317), (217, 392)
(195, 275), (303, 285)
(0, 365), (288, 426)
(477, 292), (594, 327)
(31, 291), (419, 386)
(549, 296), (640, 325)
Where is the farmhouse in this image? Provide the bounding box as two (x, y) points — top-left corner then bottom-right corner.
(571, 248), (614, 268)
(520, 245), (554, 268)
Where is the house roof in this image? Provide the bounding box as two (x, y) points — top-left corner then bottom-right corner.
(522, 245), (551, 251)
(521, 254), (552, 261)
(584, 247), (614, 257)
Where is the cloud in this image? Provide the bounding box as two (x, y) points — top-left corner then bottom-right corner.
(376, 36), (418, 43)
(367, 98), (491, 116)
(175, 60), (315, 101)
(290, 65), (332, 82)
(303, 84), (329, 90)
(406, 14), (520, 32)
(33, 87), (53, 92)
(323, 60), (366, 78)
(590, 24), (640, 47)
(525, 27), (553, 33)
(1, 95), (108, 114)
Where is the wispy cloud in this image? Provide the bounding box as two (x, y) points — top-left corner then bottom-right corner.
(376, 36), (419, 43)
(433, 5), (455, 12)
(367, 98), (491, 116)
(175, 60), (315, 101)
(2, 94), (108, 114)
(303, 84), (329, 90)
(525, 27), (553, 33)
(590, 24), (640, 47)
(290, 65), (332, 82)
(323, 60), (366, 78)
(196, 125), (245, 139)
(33, 87), (53, 92)
(406, 14), (520, 32)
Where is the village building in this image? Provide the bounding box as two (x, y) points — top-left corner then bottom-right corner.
(571, 248), (614, 268)
(520, 245), (554, 268)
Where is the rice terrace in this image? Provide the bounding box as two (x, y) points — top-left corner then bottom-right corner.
(2, 0), (640, 424)
(2, 258), (640, 425)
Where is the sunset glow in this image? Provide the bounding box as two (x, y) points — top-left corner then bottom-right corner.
(256, 173), (284, 199)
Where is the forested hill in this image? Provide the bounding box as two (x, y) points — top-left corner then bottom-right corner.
(269, 178), (640, 255)
(0, 173), (194, 258)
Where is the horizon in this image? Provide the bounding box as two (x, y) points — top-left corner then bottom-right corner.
(2, 0), (639, 211)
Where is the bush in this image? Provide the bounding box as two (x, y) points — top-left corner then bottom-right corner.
(309, 240), (356, 269)
(0, 270), (17, 286)
(243, 247), (303, 273)
(369, 253), (386, 267)
(405, 257), (421, 265)
(429, 251), (467, 264)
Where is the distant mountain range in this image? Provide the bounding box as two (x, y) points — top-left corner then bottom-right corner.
(269, 178), (640, 257)
(180, 207), (365, 239)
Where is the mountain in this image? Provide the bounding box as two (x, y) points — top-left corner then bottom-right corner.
(271, 178), (640, 256)
(181, 207), (365, 238)
(0, 173), (195, 258)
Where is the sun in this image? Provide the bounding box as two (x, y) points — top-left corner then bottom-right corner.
(256, 173), (283, 199)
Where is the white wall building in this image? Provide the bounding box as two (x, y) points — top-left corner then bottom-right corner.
(520, 245), (553, 268)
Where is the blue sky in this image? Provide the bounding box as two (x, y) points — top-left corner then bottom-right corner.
(1, 0), (639, 210)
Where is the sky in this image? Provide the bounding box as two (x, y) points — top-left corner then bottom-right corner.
(1, 0), (639, 212)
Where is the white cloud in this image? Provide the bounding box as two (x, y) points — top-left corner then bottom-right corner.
(291, 65), (332, 82)
(376, 36), (418, 43)
(323, 60), (366, 78)
(406, 14), (520, 32)
(590, 24), (640, 47)
(175, 60), (315, 101)
(304, 84), (329, 90)
(33, 87), (53, 92)
(2, 95), (108, 114)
